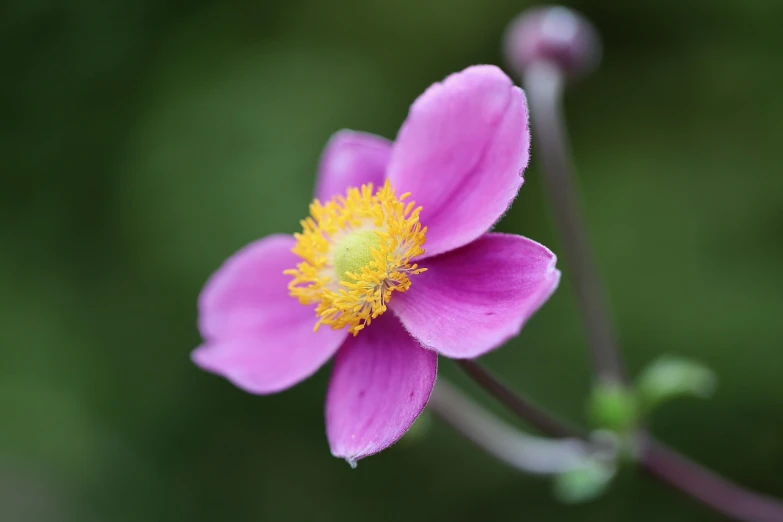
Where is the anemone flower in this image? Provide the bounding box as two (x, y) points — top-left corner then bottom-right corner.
(193, 65), (561, 466)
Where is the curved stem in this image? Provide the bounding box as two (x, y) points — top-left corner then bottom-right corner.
(508, 46), (783, 522)
(456, 359), (582, 439)
(458, 360), (783, 522)
(523, 61), (625, 384)
(429, 379), (595, 474)
(642, 438), (783, 522)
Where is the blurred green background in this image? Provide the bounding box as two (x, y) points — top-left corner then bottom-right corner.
(3, 0), (783, 520)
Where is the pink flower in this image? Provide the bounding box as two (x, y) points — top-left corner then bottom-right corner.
(192, 65), (561, 466)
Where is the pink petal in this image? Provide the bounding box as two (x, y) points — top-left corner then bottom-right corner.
(391, 233), (560, 359)
(325, 314), (437, 465)
(386, 65), (530, 259)
(314, 130), (392, 202)
(193, 234), (348, 394)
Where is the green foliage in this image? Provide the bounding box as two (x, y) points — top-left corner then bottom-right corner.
(588, 383), (639, 434)
(553, 460), (616, 504)
(636, 356), (717, 410)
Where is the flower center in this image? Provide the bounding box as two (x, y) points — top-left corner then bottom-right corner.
(333, 229), (381, 283)
(284, 181), (427, 335)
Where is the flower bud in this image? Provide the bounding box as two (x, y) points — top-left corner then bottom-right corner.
(504, 6), (601, 80)
(588, 382), (638, 434)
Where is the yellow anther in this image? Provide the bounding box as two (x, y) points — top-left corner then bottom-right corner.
(284, 180), (427, 335)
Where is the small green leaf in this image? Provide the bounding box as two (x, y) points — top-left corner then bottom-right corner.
(553, 460), (615, 504)
(636, 356), (717, 410)
(588, 382), (638, 433)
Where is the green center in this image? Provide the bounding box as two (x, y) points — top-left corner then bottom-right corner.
(333, 230), (380, 282)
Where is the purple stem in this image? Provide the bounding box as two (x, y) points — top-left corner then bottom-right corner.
(523, 61), (625, 384)
(429, 379), (596, 475)
(461, 58), (783, 521)
(642, 439), (783, 522)
(458, 360), (783, 522)
(457, 359), (582, 439)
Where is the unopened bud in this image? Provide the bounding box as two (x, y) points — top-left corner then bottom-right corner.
(588, 382), (638, 434)
(504, 6), (601, 80)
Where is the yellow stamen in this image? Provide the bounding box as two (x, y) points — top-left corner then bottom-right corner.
(283, 180), (427, 335)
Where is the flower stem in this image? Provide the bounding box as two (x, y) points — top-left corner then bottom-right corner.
(456, 359), (581, 439)
(523, 61), (625, 384)
(499, 10), (783, 520)
(641, 438), (783, 522)
(458, 360), (783, 522)
(429, 379), (597, 474)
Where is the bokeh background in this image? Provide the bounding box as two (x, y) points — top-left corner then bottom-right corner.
(3, 0), (783, 520)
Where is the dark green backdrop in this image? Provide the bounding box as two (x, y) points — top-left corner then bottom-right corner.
(3, 0), (782, 520)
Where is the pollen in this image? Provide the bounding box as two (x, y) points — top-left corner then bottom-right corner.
(284, 180), (427, 335)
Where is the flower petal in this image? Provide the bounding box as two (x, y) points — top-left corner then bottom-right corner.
(386, 65), (530, 258)
(194, 234), (348, 394)
(325, 314), (437, 465)
(391, 233), (560, 359)
(315, 130), (392, 202)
